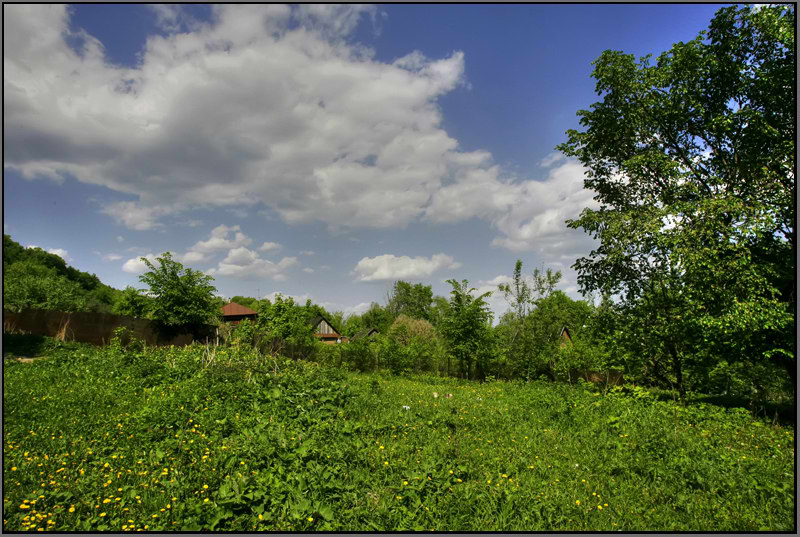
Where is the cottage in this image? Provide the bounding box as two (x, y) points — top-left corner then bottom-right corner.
(221, 302), (258, 325)
(311, 314), (347, 344)
(559, 326), (573, 347)
(350, 327), (379, 342)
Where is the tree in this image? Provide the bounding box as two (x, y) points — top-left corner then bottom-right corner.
(3, 261), (88, 313)
(114, 286), (152, 319)
(386, 280), (434, 321)
(255, 294), (315, 358)
(558, 5), (795, 401)
(439, 279), (494, 380)
(138, 252), (218, 336)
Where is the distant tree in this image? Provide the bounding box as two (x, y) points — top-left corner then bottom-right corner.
(138, 252), (218, 336)
(386, 281), (434, 321)
(558, 5), (795, 400)
(360, 302), (395, 334)
(114, 286), (152, 319)
(256, 294), (315, 357)
(439, 279), (494, 380)
(229, 296), (260, 311)
(3, 261), (87, 313)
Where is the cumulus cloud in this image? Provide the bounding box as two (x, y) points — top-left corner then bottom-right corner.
(122, 253), (159, 274)
(353, 253), (461, 282)
(47, 248), (70, 262)
(3, 4), (597, 256)
(258, 241), (281, 252)
(207, 247), (298, 279)
(100, 202), (170, 231)
(189, 225), (252, 255)
(102, 253), (123, 262)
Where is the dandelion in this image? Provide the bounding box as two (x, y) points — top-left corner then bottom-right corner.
(258, 513), (263, 521)
(597, 505), (603, 510)
(68, 506), (75, 513)
(403, 481), (408, 486)
(100, 512), (107, 517)
(576, 500), (580, 505)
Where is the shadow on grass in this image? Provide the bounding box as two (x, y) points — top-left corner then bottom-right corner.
(647, 387), (795, 426)
(3, 332), (50, 357)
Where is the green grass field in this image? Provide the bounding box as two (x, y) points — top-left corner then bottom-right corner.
(2, 337), (795, 531)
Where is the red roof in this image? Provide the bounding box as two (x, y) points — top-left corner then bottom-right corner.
(221, 302), (257, 316)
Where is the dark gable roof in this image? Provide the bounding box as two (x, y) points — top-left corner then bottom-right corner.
(310, 313), (341, 335)
(560, 326), (572, 340)
(221, 302), (258, 316)
(351, 327), (379, 341)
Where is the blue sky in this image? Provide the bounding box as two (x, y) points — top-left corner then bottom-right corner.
(4, 4), (727, 317)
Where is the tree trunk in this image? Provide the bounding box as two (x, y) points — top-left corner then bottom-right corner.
(668, 342), (686, 405)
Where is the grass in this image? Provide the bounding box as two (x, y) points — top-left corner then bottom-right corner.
(2, 336), (795, 531)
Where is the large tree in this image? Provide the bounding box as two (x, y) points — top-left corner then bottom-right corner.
(139, 252), (219, 336)
(558, 5), (795, 400)
(386, 280), (434, 321)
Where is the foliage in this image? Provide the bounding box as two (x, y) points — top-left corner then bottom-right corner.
(386, 281), (434, 322)
(3, 261), (88, 313)
(255, 295), (315, 358)
(2, 342), (794, 531)
(114, 286), (153, 319)
(3, 234), (121, 311)
(138, 252), (219, 337)
(438, 279), (494, 380)
(558, 5), (795, 401)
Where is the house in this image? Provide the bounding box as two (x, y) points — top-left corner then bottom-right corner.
(221, 302), (258, 325)
(350, 327), (379, 342)
(311, 314), (348, 344)
(559, 326), (573, 347)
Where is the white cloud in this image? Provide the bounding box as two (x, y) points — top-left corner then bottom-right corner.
(100, 202), (170, 231)
(302, 267), (314, 273)
(353, 253), (461, 282)
(47, 248), (70, 262)
(258, 241), (281, 252)
(189, 225), (252, 255)
(122, 253), (159, 274)
(116, 235), (125, 243)
(207, 247), (298, 279)
(3, 4), (598, 256)
(539, 151), (566, 168)
(102, 253), (123, 262)
(344, 301), (371, 316)
(299, 250), (315, 256)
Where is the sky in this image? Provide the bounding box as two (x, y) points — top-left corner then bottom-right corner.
(3, 3), (729, 319)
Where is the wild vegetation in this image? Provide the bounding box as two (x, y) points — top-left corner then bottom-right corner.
(2, 5), (794, 531)
(2, 334), (794, 532)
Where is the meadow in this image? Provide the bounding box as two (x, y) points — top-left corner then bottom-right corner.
(2, 335), (795, 532)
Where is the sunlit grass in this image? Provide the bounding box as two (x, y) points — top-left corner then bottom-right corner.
(2, 340), (795, 531)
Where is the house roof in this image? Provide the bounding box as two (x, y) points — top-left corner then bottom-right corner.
(310, 314), (340, 335)
(221, 302), (257, 316)
(351, 327), (379, 341)
(560, 326), (572, 340)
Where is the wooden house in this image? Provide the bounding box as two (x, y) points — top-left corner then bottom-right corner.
(221, 302), (258, 325)
(311, 314), (347, 344)
(559, 326), (573, 347)
(350, 327), (379, 342)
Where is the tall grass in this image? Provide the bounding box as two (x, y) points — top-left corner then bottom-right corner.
(2, 337), (794, 531)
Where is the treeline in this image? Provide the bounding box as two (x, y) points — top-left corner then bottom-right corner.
(3, 234), (122, 313)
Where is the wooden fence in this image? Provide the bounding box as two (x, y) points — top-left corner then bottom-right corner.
(3, 309), (214, 347)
